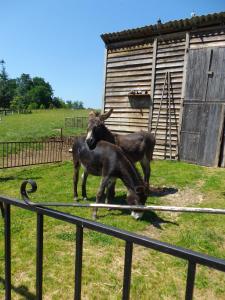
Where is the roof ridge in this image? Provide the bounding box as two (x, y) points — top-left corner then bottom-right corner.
(101, 11), (225, 44)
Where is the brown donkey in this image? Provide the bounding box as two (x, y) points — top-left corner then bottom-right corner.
(86, 109), (155, 189)
(72, 136), (148, 219)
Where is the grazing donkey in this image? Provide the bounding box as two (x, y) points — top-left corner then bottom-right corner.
(86, 109), (155, 189)
(72, 136), (148, 220)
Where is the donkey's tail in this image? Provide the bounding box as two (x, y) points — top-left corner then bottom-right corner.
(143, 132), (156, 161)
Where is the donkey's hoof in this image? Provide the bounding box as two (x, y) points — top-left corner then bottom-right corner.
(74, 197), (79, 202)
(83, 197), (88, 201)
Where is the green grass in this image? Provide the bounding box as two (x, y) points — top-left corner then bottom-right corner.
(0, 160), (225, 299)
(0, 109), (89, 142)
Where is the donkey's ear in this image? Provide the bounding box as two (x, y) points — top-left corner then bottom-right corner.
(99, 108), (113, 121)
(88, 111), (96, 119)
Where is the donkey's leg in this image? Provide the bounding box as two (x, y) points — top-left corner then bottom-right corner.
(81, 171), (88, 200)
(73, 160), (80, 201)
(106, 178), (116, 205)
(93, 176), (110, 220)
(140, 155), (150, 189)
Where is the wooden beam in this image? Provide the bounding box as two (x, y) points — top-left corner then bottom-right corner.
(102, 48), (108, 114)
(148, 38), (157, 132)
(177, 32), (190, 158)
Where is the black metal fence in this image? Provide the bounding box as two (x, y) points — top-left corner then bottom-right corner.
(0, 109), (31, 116)
(0, 141), (63, 169)
(0, 194), (225, 300)
(65, 117), (87, 128)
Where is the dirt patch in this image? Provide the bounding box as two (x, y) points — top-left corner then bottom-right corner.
(140, 187), (204, 239)
(162, 187), (203, 207)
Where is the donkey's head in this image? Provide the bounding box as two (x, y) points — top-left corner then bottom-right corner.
(86, 108), (113, 150)
(126, 185), (148, 220)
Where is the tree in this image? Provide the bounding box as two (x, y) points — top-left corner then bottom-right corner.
(14, 75), (53, 109)
(52, 97), (66, 108)
(66, 100), (73, 109)
(27, 84), (52, 108)
(77, 101), (84, 109)
(16, 73), (33, 96)
(0, 61), (69, 109)
(11, 73), (33, 109)
(29, 77), (53, 108)
(0, 62), (16, 108)
(66, 100), (84, 109)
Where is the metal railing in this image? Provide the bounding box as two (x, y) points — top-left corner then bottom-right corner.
(0, 141), (63, 169)
(65, 117), (88, 128)
(0, 109), (31, 115)
(0, 191), (225, 300)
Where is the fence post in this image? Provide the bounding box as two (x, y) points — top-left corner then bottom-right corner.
(60, 128), (63, 141)
(74, 225), (83, 300)
(36, 213), (44, 300)
(185, 261), (196, 300)
(122, 241), (133, 300)
(4, 204), (11, 300)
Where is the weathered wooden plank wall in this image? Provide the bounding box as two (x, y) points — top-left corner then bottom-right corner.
(104, 43), (153, 133)
(103, 26), (225, 162)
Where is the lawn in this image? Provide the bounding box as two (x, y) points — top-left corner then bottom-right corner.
(0, 159), (225, 299)
(0, 109), (89, 142)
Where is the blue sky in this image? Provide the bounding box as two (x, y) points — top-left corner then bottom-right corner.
(1, 1), (224, 108)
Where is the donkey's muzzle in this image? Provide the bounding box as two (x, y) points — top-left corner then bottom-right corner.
(131, 211), (144, 220)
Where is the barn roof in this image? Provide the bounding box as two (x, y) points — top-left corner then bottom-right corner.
(101, 11), (225, 45)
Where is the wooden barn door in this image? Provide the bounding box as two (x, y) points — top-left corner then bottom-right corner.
(180, 47), (225, 166)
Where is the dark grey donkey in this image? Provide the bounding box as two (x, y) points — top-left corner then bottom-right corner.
(71, 136), (148, 220)
(86, 109), (155, 189)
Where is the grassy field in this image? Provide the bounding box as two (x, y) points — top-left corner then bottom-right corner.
(0, 109), (224, 299)
(0, 109), (89, 142)
(0, 159), (225, 299)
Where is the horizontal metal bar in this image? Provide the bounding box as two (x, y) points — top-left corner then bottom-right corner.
(18, 202), (225, 215)
(0, 196), (225, 273)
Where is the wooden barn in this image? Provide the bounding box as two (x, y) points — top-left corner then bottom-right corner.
(100, 12), (225, 167)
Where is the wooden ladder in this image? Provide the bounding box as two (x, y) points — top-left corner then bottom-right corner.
(154, 72), (173, 159)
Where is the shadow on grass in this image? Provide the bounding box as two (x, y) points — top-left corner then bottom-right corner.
(91, 194), (179, 229)
(141, 210), (178, 229)
(0, 277), (36, 300)
(149, 186), (178, 197)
